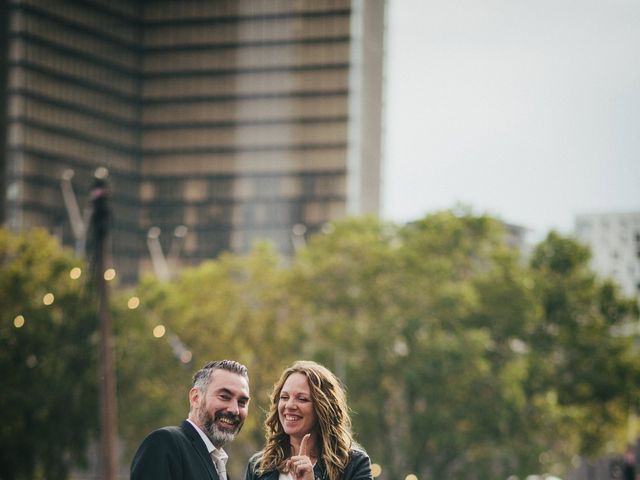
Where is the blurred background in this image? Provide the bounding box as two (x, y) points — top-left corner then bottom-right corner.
(1, 1), (639, 480)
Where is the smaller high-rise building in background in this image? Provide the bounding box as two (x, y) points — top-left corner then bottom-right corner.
(575, 211), (640, 301)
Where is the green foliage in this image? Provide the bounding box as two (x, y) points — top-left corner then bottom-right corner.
(113, 213), (638, 480)
(0, 229), (98, 480)
(528, 232), (639, 458)
(4, 210), (638, 480)
(287, 212), (540, 478)
(284, 213), (639, 479)
(115, 243), (302, 476)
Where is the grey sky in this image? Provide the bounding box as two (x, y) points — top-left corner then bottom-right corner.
(382, 0), (640, 238)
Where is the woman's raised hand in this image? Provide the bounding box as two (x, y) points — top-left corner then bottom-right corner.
(288, 434), (314, 480)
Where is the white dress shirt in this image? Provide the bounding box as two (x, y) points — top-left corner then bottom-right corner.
(186, 419), (228, 478)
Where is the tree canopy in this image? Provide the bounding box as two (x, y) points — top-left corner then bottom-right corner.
(2, 210), (638, 480)
(0, 229), (98, 480)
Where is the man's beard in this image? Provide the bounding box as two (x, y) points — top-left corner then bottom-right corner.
(197, 406), (242, 447)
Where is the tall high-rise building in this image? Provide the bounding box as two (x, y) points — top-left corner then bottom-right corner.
(575, 211), (640, 302)
(1, 0), (386, 282)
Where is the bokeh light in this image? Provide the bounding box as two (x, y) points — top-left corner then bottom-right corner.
(43, 293), (54, 305)
(371, 464), (382, 478)
(14, 315), (25, 328)
(180, 351), (193, 363)
(405, 475), (418, 480)
(104, 268), (116, 281)
(127, 296), (140, 309)
(153, 325), (166, 338)
(69, 267), (82, 279)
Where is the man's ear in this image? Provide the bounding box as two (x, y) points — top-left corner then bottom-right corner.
(188, 387), (200, 408)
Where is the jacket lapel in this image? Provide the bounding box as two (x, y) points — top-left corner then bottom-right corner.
(181, 420), (218, 480)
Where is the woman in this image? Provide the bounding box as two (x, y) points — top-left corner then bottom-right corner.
(245, 360), (372, 480)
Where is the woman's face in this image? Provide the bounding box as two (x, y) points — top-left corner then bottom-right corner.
(278, 372), (317, 440)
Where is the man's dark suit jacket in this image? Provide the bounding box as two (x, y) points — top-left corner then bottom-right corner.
(131, 420), (223, 480)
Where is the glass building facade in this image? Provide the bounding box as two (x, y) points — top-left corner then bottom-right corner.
(1, 0), (386, 282)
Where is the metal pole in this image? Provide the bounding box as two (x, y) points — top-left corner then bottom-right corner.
(147, 226), (171, 281)
(88, 168), (118, 480)
(60, 169), (87, 256)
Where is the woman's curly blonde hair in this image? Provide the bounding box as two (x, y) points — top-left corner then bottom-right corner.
(257, 360), (353, 480)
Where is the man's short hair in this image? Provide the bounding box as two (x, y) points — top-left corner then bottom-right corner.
(192, 360), (248, 392)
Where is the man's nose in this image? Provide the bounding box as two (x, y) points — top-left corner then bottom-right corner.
(227, 400), (240, 415)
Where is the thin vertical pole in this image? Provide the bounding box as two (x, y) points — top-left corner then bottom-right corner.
(89, 169), (118, 480)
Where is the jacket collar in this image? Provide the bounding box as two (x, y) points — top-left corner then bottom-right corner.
(181, 420), (219, 480)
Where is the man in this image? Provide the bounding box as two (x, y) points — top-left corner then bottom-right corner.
(131, 360), (250, 480)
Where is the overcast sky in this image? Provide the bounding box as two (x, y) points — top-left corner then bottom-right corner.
(382, 0), (640, 239)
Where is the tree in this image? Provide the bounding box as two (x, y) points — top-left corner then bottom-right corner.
(286, 212), (533, 478)
(0, 228), (98, 480)
(84, 210), (638, 480)
(286, 212), (639, 479)
(114, 242), (303, 477)
(526, 232), (639, 461)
